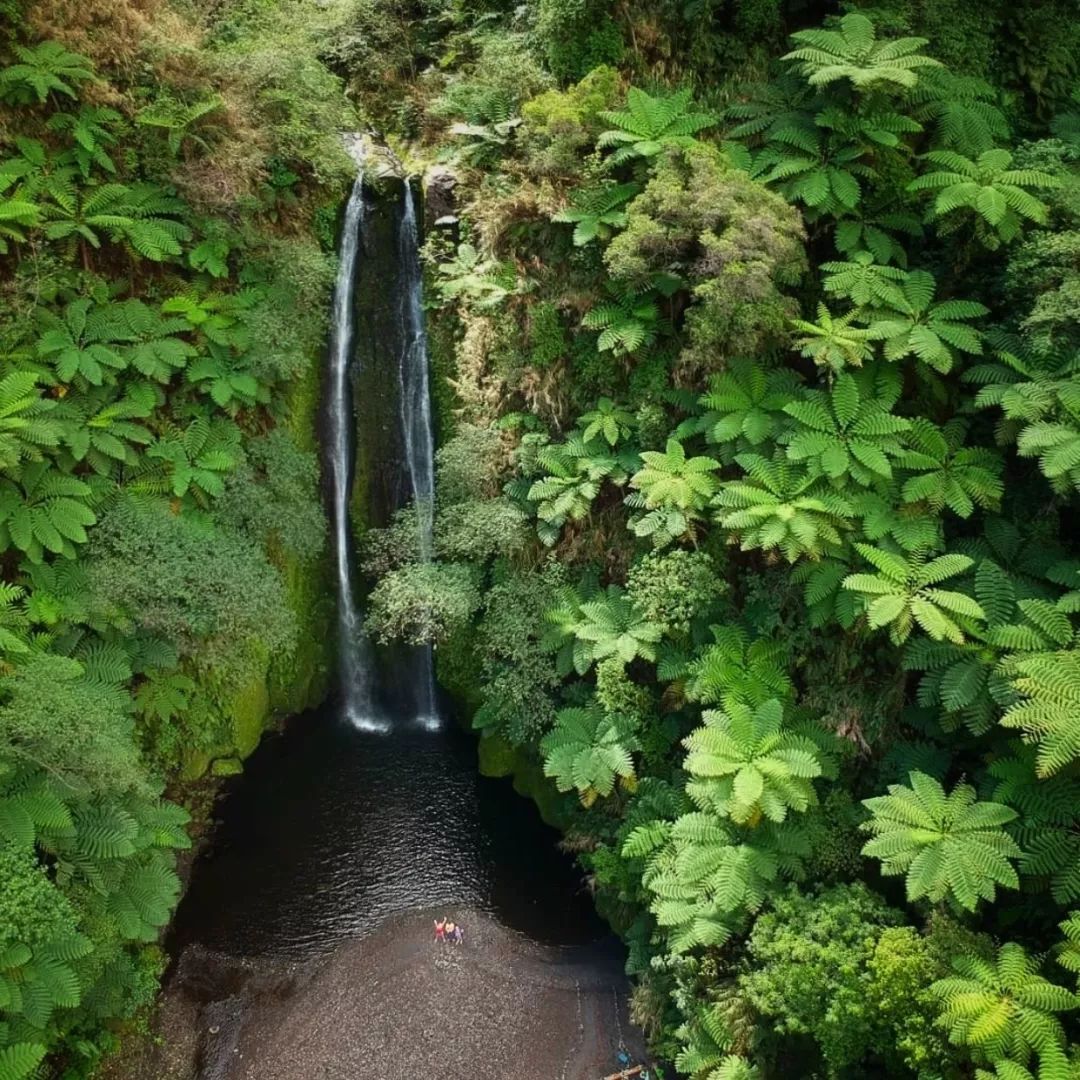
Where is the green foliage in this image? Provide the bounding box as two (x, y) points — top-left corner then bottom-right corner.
(534, 0), (623, 82)
(626, 550), (724, 636)
(861, 772), (1022, 910)
(552, 182), (638, 246)
(525, 432), (633, 545)
(541, 703), (639, 806)
(932, 944), (1076, 1074)
(86, 498), (295, 665)
(784, 371), (911, 486)
(628, 439), (719, 544)
(0, 43), (93, 105)
(365, 562), (481, 646)
(782, 14), (941, 92)
(1001, 650), (1080, 777)
(603, 143), (805, 369)
(547, 584), (663, 675)
(866, 270), (988, 374)
(910, 150), (1061, 246)
(682, 699), (823, 826)
(597, 88), (718, 166)
(0, 6), (348, 1069)
(740, 884), (904, 1074)
(715, 452), (853, 562)
(843, 545), (983, 644)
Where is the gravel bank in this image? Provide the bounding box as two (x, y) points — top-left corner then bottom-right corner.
(108, 908), (644, 1080)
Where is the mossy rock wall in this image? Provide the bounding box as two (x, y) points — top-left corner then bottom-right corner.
(349, 174), (411, 539)
(180, 335), (334, 780)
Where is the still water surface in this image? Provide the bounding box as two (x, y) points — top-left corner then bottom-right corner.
(170, 703), (604, 959)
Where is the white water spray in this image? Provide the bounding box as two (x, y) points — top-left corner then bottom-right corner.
(327, 167), (386, 733)
(397, 184), (439, 729)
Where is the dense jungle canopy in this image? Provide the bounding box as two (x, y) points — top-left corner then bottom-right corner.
(2, 0), (1080, 1077)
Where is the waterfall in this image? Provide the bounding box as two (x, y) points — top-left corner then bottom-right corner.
(397, 184), (439, 729)
(327, 172), (385, 733)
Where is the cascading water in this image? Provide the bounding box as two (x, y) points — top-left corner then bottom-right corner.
(326, 168), (385, 733)
(396, 184), (439, 728)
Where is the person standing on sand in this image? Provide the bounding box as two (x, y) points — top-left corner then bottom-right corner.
(453, 924), (463, 946)
(445, 920), (456, 944)
(434, 918), (446, 943)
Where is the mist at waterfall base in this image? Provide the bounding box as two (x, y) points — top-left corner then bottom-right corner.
(169, 173), (606, 959)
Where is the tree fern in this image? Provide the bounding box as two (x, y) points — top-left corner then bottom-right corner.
(897, 418), (1003, 517)
(931, 943), (1076, 1069)
(784, 371), (912, 486)
(552, 182), (638, 246)
(861, 772), (1021, 910)
(0, 42), (94, 104)
(582, 282), (665, 356)
(541, 704), (639, 807)
(685, 626), (793, 712)
(1001, 650), (1080, 777)
(683, 699), (823, 826)
(0, 463), (97, 563)
(790, 304), (873, 372)
(909, 149), (1060, 246)
(693, 360), (801, 457)
(0, 371), (60, 471)
(867, 270), (988, 373)
(782, 13), (941, 92)
(715, 452), (854, 562)
(843, 544), (984, 644)
(598, 88), (717, 165)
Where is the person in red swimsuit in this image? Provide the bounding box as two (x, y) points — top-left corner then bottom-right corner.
(434, 918), (446, 942)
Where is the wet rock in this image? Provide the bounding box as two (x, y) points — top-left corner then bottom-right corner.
(423, 165), (459, 228)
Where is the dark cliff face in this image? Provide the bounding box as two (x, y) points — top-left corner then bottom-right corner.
(350, 174), (412, 535)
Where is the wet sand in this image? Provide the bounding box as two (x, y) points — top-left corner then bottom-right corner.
(106, 908), (644, 1080)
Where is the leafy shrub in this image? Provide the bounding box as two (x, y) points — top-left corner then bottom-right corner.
(740, 884), (904, 1074)
(217, 429), (326, 560)
(604, 144), (806, 376)
(626, 549), (725, 635)
(533, 0), (624, 82)
(473, 560), (566, 744)
(0, 656), (145, 796)
(86, 498), (295, 666)
(365, 562), (482, 645)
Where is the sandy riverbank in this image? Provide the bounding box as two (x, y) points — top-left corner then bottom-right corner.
(104, 908), (645, 1080)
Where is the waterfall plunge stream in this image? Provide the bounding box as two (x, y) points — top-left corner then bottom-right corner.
(397, 185), (439, 728)
(327, 163), (439, 731)
(326, 173), (385, 733)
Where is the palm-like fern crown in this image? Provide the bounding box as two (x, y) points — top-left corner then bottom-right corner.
(790, 303), (873, 372)
(1002, 650), (1080, 778)
(552, 182), (639, 246)
(697, 359), (801, 453)
(843, 544), (984, 645)
(714, 450), (854, 562)
(909, 149), (1061, 244)
(783, 371), (912, 487)
(540, 704), (639, 806)
(0, 42), (94, 104)
(861, 771), (1021, 910)
(683, 698), (823, 826)
(931, 943), (1076, 1069)
(598, 88), (718, 164)
(782, 13), (941, 92)
(631, 439), (719, 511)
